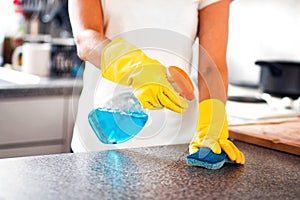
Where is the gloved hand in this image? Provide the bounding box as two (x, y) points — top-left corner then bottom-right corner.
(189, 99), (245, 164)
(101, 37), (188, 113)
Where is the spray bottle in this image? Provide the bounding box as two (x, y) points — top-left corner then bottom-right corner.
(88, 66), (195, 144)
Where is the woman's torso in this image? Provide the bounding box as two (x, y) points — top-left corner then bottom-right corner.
(72, 0), (219, 152)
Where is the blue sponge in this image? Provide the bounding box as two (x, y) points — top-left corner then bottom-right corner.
(186, 148), (232, 169)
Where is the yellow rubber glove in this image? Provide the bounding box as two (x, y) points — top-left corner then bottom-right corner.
(101, 38), (188, 113)
(189, 99), (245, 164)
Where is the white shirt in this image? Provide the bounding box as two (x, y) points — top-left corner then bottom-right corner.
(72, 0), (220, 152)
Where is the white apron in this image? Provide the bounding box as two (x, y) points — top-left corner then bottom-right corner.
(72, 0), (220, 152)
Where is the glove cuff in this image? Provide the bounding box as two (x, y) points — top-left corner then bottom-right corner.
(101, 38), (164, 86)
(87, 39), (111, 68)
(198, 99), (227, 123)
(197, 99), (228, 140)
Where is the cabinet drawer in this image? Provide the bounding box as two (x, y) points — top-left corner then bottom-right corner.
(0, 97), (64, 145)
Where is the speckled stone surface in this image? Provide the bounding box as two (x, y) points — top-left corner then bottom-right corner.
(0, 141), (299, 200)
(0, 77), (83, 98)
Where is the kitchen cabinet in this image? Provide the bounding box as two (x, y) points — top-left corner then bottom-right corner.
(0, 96), (79, 158)
(0, 77), (82, 158)
(0, 97), (65, 145)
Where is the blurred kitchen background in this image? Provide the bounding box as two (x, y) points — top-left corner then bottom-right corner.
(0, 0), (299, 158)
(227, 0), (300, 87)
(0, 0), (83, 158)
(0, 0), (82, 77)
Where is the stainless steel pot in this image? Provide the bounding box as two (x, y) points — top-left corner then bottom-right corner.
(255, 60), (300, 99)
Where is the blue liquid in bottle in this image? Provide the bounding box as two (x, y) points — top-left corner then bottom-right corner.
(88, 66), (195, 144)
(88, 93), (148, 144)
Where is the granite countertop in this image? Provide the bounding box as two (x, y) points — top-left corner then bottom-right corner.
(0, 141), (299, 200)
(0, 77), (83, 98)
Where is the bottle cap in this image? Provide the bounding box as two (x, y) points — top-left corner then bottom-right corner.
(168, 66), (195, 101)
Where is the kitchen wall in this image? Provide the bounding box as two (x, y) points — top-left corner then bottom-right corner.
(0, 1), (19, 36)
(227, 0), (300, 86)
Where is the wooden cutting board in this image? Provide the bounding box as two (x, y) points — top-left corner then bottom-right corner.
(229, 117), (300, 155)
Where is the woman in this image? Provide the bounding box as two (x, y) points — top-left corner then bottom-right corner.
(69, 0), (244, 169)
